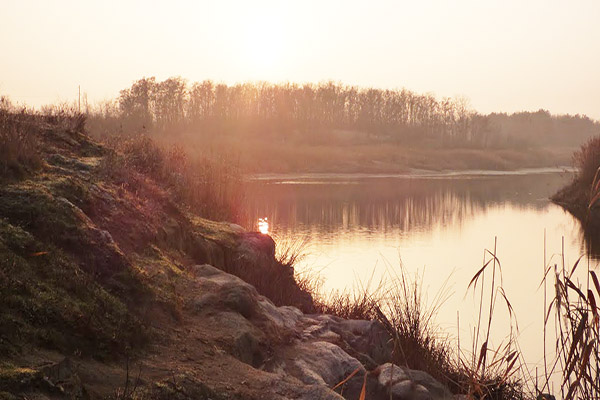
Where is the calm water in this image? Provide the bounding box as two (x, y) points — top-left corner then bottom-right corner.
(244, 170), (596, 386)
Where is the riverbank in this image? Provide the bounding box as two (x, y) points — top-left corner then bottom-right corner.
(0, 110), (477, 399)
(247, 166), (574, 183)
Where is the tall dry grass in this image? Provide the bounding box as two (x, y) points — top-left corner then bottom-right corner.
(330, 246), (529, 400)
(376, 265), (457, 388)
(538, 239), (600, 399)
(573, 136), (600, 187)
(100, 135), (245, 222)
(0, 109), (43, 180)
(456, 239), (526, 399)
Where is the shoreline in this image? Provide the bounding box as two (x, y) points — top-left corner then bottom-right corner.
(247, 166), (576, 182)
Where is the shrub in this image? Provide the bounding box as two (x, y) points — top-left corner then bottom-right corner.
(573, 136), (600, 186)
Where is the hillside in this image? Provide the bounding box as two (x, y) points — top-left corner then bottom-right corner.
(0, 111), (460, 399)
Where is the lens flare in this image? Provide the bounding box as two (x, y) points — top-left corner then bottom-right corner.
(258, 218), (269, 235)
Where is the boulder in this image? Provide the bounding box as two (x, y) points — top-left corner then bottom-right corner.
(186, 265), (454, 400)
(238, 232), (276, 259)
(375, 363), (453, 400)
(271, 341), (365, 387)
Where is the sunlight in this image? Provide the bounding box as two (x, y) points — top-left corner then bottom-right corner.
(258, 217), (269, 235)
(242, 14), (285, 72)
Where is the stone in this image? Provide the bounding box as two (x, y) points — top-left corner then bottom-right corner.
(187, 265), (452, 400)
(376, 363), (453, 400)
(239, 232), (276, 258)
(390, 379), (432, 400)
(297, 385), (345, 400)
(275, 341), (365, 387)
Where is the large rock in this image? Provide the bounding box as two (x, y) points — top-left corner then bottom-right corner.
(300, 314), (392, 368)
(375, 363), (453, 400)
(238, 232), (276, 259)
(267, 341), (365, 387)
(186, 265), (454, 400)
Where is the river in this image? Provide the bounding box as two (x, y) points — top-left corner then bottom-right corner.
(243, 168), (594, 390)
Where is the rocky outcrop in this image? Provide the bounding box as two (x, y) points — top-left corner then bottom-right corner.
(187, 264), (453, 400)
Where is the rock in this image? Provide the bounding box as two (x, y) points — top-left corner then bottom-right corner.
(297, 385), (345, 400)
(191, 264), (261, 318)
(376, 363), (453, 400)
(232, 330), (263, 367)
(301, 315), (392, 367)
(228, 223), (245, 233)
(187, 265), (452, 400)
(268, 341), (365, 387)
(239, 232), (276, 259)
(222, 282), (260, 319)
(390, 380), (431, 400)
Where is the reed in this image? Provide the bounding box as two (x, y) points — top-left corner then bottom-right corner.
(457, 239), (526, 399)
(539, 240), (600, 399)
(331, 246), (529, 399)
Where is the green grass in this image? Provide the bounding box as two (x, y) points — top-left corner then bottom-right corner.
(0, 218), (145, 359)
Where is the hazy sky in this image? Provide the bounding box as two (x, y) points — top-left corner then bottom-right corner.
(2, 0), (600, 118)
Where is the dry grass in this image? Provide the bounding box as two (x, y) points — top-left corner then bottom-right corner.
(274, 235), (310, 269)
(315, 289), (381, 321)
(538, 240), (600, 400)
(374, 264), (462, 394)
(0, 110), (43, 180)
(455, 240), (526, 399)
(553, 135), (600, 211)
(99, 135), (244, 222)
(329, 248), (529, 400)
(573, 136), (600, 186)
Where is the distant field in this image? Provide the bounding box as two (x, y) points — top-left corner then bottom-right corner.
(155, 132), (576, 174)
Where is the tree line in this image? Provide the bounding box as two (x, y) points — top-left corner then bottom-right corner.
(93, 77), (599, 148)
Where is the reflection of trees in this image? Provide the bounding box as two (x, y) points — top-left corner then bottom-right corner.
(553, 198), (600, 262)
(243, 174), (572, 238)
(570, 213), (600, 262)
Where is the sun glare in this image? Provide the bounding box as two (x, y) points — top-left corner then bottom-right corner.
(258, 218), (269, 235)
(243, 15), (285, 72)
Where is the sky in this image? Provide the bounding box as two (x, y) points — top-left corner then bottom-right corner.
(1, 0), (600, 118)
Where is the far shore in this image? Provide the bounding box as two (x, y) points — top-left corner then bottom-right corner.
(247, 166), (575, 182)
(155, 132), (578, 178)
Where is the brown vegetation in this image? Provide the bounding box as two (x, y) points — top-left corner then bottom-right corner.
(537, 243), (600, 399)
(0, 109), (43, 180)
(100, 134), (244, 222)
(82, 77), (596, 175)
(552, 135), (600, 228)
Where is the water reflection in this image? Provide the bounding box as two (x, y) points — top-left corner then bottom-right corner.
(244, 173), (573, 239)
(580, 226), (600, 261)
(243, 171), (599, 391)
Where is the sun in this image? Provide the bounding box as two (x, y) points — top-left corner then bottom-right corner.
(243, 15), (285, 72)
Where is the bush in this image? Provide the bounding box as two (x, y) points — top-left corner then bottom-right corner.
(573, 136), (600, 186)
